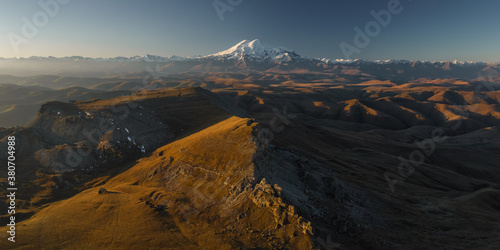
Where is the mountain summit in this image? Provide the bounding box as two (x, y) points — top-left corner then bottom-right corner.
(206, 39), (300, 61)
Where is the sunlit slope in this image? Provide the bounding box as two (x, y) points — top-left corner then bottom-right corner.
(1, 117), (312, 249)
(0, 87), (237, 210)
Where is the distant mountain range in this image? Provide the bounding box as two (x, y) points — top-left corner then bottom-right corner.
(0, 39), (494, 65)
(0, 39), (498, 79)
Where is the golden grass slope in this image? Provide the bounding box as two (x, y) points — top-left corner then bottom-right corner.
(1, 117), (312, 249)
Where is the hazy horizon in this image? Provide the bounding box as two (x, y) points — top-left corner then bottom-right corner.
(0, 0), (499, 62)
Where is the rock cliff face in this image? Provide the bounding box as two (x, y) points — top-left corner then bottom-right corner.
(253, 144), (388, 244)
(30, 99), (174, 171)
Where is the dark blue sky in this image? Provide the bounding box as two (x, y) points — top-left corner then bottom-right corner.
(1, 0), (499, 62)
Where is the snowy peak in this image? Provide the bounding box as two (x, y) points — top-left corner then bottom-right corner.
(207, 39), (300, 61)
(211, 39), (278, 56)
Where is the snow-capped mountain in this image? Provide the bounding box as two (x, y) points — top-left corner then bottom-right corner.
(1, 39), (497, 79)
(205, 39), (300, 62)
(0, 39), (492, 66)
